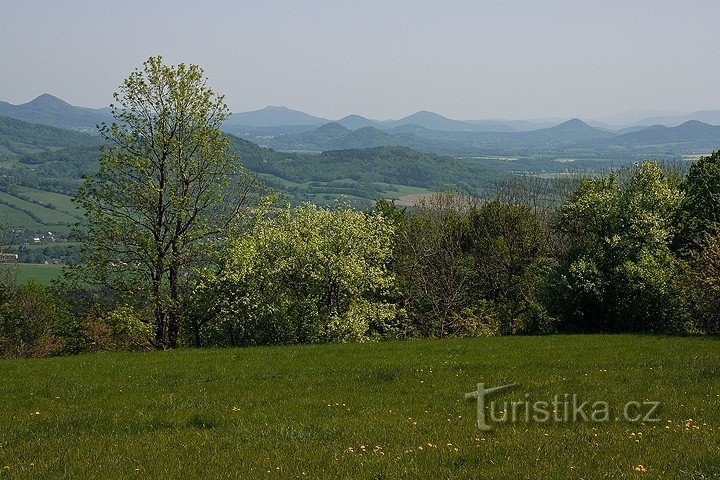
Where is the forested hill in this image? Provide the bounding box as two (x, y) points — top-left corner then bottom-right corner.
(229, 135), (506, 200)
(0, 115), (100, 157)
(0, 116), (506, 215)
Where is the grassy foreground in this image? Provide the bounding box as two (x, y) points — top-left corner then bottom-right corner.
(0, 335), (718, 479)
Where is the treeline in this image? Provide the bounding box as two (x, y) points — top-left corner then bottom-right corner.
(1, 153), (719, 357)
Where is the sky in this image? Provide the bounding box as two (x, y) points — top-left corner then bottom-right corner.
(1, 0), (719, 121)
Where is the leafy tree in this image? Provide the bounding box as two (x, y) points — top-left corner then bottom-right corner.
(688, 233), (720, 334)
(73, 56), (254, 349)
(469, 200), (552, 334)
(191, 204), (398, 346)
(551, 163), (688, 332)
(677, 150), (720, 254)
(395, 193), (475, 337)
(395, 193), (551, 337)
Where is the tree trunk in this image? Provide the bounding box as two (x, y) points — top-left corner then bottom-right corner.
(152, 274), (166, 349)
(168, 257), (180, 348)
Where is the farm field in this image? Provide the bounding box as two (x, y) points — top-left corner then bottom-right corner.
(0, 187), (80, 232)
(0, 335), (718, 479)
(14, 263), (64, 284)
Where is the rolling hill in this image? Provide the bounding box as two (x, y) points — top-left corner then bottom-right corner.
(609, 120), (720, 148)
(632, 110), (720, 128)
(260, 118), (619, 154)
(223, 106), (329, 127)
(0, 115), (101, 162)
(0, 94), (110, 132)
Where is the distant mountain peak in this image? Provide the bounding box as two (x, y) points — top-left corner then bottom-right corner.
(316, 122), (349, 134)
(340, 114), (370, 121)
(225, 105), (329, 127)
(0, 93), (110, 131)
(678, 119), (708, 128)
(404, 110), (448, 120)
(27, 93), (71, 108)
(550, 118), (595, 131)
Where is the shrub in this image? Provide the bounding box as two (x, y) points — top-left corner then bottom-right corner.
(82, 305), (153, 351)
(0, 281), (81, 358)
(192, 203), (399, 346)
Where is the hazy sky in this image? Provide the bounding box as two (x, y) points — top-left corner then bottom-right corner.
(1, 0), (719, 120)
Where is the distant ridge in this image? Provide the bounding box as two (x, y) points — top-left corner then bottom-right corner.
(0, 94), (111, 132)
(611, 120), (720, 147)
(632, 110), (720, 128)
(336, 114), (385, 130)
(224, 106), (329, 127)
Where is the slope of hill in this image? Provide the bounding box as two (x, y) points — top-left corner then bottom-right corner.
(224, 106), (329, 127)
(0, 94), (110, 132)
(610, 120), (720, 148)
(0, 115), (101, 161)
(633, 110), (720, 128)
(228, 136), (505, 204)
(0, 336), (716, 478)
(389, 111), (477, 131)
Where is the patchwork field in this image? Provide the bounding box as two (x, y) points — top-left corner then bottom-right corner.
(0, 335), (718, 478)
(0, 187), (79, 230)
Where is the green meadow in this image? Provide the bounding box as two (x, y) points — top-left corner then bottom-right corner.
(0, 335), (718, 479)
(14, 263), (64, 284)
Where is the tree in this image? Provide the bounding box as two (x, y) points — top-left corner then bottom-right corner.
(73, 56), (254, 349)
(677, 150), (720, 254)
(395, 193), (475, 338)
(0, 281), (79, 358)
(551, 163), (688, 333)
(395, 193), (551, 337)
(688, 232), (720, 334)
(469, 200), (552, 334)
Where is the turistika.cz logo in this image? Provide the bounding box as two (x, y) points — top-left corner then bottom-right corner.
(465, 383), (661, 431)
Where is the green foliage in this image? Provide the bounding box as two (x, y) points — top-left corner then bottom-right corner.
(82, 305), (153, 352)
(677, 150), (720, 253)
(551, 162), (688, 332)
(73, 56), (252, 348)
(0, 280), (80, 358)
(396, 193), (551, 337)
(192, 204), (399, 346)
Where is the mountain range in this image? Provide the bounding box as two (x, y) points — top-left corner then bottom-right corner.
(251, 117), (720, 156)
(1, 94), (719, 158)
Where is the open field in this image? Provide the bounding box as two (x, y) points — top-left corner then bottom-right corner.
(14, 263), (64, 284)
(0, 335), (718, 479)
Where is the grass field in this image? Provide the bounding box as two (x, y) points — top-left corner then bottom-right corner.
(14, 186), (81, 219)
(0, 335), (718, 478)
(14, 263), (64, 284)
